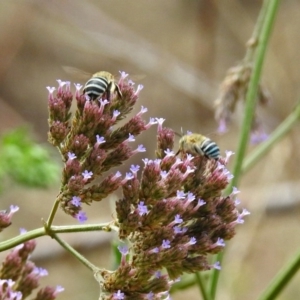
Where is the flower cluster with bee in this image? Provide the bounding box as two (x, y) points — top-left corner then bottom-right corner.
(46, 71), (249, 299)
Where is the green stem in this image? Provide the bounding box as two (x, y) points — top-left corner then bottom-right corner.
(195, 272), (212, 300)
(45, 195), (61, 228)
(0, 222), (113, 252)
(230, 0), (280, 190)
(258, 249), (300, 300)
(52, 233), (99, 272)
(242, 101), (300, 173)
(209, 0), (280, 298)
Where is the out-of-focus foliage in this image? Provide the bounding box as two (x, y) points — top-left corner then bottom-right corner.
(0, 128), (60, 190)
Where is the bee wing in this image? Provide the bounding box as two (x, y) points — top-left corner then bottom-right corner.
(129, 74), (146, 81)
(62, 66), (92, 81)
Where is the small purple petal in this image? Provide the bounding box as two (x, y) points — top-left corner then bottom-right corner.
(176, 190), (186, 199)
(130, 165), (140, 174)
(71, 196), (81, 207)
(96, 135), (106, 145)
(118, 245), (129, 256)
(164, 149), (175, 157)
(162, 239), (171, 249)
(137, 201), (148, 216)
(113, 290), (125, 300)
(174, 214), (183, 224)
(76, 211), (88, 223)
(82, 170), (93, 180)
(213, 261), (221, 270)
(67, 152), (77, 160)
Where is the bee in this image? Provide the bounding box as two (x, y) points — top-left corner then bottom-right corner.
(177, 133), (220, 160)
(83, 71), (122, 100)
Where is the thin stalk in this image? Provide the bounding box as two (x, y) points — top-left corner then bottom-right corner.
(258, 249), (300, 300)
(52, 233), (98, 272)
(195, 272), (212, 300)
(209, 0), (280, 298)
(0, 222), (113, 252)
(45, 195), (61, 228)
(242, 101), (300, 173)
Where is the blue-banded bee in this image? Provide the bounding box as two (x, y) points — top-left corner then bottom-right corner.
(177, 133), (220, 160)
(83, 71), (122, 100)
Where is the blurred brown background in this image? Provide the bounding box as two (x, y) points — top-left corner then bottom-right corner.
(0, 0), (300, 299)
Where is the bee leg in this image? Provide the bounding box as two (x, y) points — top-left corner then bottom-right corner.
(115, 84), (123, 99)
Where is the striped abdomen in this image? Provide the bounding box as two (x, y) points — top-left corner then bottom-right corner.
(83, 76), (109, 100)
(200, 139), (220, 159)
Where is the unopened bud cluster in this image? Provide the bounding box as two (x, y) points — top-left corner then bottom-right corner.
(47, 73), (152, 221)
(0, 230), (63, 299)
(214, 62), (271, 142)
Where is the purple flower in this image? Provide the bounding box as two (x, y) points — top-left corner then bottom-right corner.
(130, 165), (140, 174)
(46, 86), (56, 95)
(160, 170), (168, 179)
(186, 237), (197, 246)
(71, 196), (81, 207)
(174, 214), (183, 224)
(9, 205), (19, 215)
(231, 186), (240, 195)
(137, 201), (148, 216)
(137, 105), (148, 116)
(176, 190), (186, 199)
(146, 292), (154, 300)
(186, 192), (195, 202)
(134, 84), (144, 96)
(113, 290), (125, 300)
(193, 199), (206, 211)
(211, 238), (225, 248)
(82, 170), (93, 180)
(125, 172), (134, 181)
(57, 79), (66, 88)
(67, 152), (77, 160)
(164, 149), (175, 157)
(149, 247), (159, 254)
(96, 135), (106, 145)
(33, 267), (49, 277)
(112, 110), (121, 122)
(126, 133), (135, 142)
(162, 240), (171, 249)
(213, 261), (221, 270)
(146, 117), (158, 129)
(75, 211), (87, 223)
(99, 99), (109, 114)
(118, 245), (129, 256)
(54, 285), (65, 295)
(112, 171), (122, 181)
(119, 71), (129, 81)
(156, 118), (165, 131)
(225, 150), (235, 163)
(74, 83), (82, 91)
(133, 145), (146, 153)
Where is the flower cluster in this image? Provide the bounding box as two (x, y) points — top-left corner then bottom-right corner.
(47, 72), (154, 221)
(214, 62), (271, 142)
(0, 230), (63, 299)
(100, 121), (249, 299)
(47, 71), (249, 299)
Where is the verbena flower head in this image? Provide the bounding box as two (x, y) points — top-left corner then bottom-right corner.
(47, 73), (150, 221)
(47, 72), (248, 299)
(0, 234), (62, 299)
(103, 119), (247, 299)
